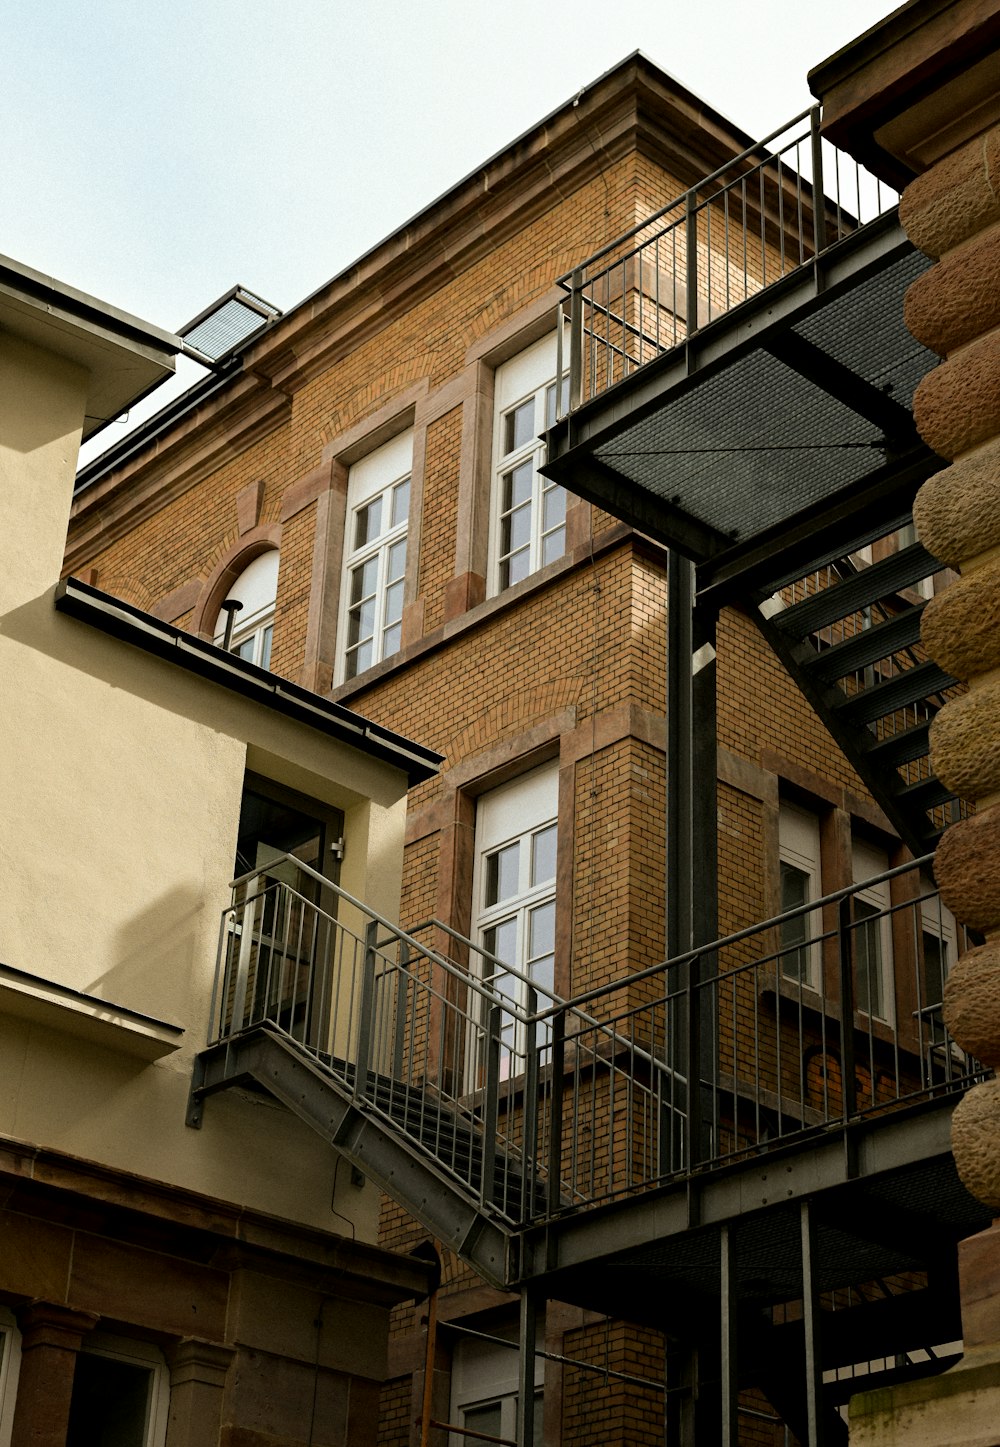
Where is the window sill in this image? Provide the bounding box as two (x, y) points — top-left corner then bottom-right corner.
(0, 963), (184, 1061)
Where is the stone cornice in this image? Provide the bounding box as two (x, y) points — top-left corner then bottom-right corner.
(811, 0), (1000, 187)
(248, 60), (757, 395)
(67, 55), (755, 559)
(0, 1135), (434, 1305)
(66, 373), (288, 571)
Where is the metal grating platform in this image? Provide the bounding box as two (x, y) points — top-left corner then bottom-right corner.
(543, 222), (939, 562)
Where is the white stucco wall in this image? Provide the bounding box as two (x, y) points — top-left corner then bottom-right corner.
(0, 330), (412, 1242)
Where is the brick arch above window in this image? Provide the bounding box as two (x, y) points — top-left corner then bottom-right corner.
(191, 524), (282, 641)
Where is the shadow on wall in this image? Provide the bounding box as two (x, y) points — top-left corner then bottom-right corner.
(91, 882), (206, 1025)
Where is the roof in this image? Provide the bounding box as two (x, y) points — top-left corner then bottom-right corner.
(0, 254), (180, 443)
(54, 577), (443, 786)
(75, 51), (759, 494)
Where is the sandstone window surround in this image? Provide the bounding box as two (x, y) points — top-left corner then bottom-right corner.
(470, 760), (559, 1080)
(335, 429), (413, 684)
(66, 1333), (170, 1447)
(212, 548), (279, 669)
(0, 1308), (20, 1446)
(289, 383), (428, 696)
(446, 290), (587, 624)
(488, 333), (569, 597)
(778, 801), (823, 991)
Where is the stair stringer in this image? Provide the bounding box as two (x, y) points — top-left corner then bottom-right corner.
(750, 597), (954, 858)
(190, 1027), (514, 1289)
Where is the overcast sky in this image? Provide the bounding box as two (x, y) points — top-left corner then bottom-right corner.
(2, 0), (900, 461)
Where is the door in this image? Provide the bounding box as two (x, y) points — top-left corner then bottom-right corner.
(228, 775), (343, 1051)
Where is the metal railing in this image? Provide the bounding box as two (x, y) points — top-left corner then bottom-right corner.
(211, 854), (980, 1229)
(554, 107), (897, 411)
(211, 856), (683, 1227)
(532, 855), (981, 1215)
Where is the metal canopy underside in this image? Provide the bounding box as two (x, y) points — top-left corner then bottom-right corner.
(530, 1147), (987, 1332)
(544, 222), (939, 566)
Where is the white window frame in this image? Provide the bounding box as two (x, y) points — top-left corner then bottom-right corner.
(68, 1333), (169, 1447)
(778, 804), (822, 991)
(0, 1310), (21, 1447)
(214, 550), (279, 669)
(917, 879), (958, 1016)
(337, 430), (412, 683)
(852, 840), (894, 1025)
(449, 1330), (544, 1447)
(471, 763), (558, 1078)
(489, 334), (568, 596)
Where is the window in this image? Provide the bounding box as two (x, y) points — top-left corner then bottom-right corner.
(338, 430), (411, 681)
(66, 1335), (168, 1447)
(450, 1331), (544, 1447)
(490, 335), (568, 594)
(852, 841), (893, 1023)
(0, 1310), (21, 1447)
(471, 763), (558, 1075)
(918, 880), (957, 1013)
(778, 805), (821, 989)
(214, 549), (278, 669)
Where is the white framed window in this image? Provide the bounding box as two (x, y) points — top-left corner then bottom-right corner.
(450, 1330), (544, 1447)
(918, 879), (957, 1014)
(0, 1309), (21, 1447)
(338, 430), (411, 682)
(778, 804), (822, 990)
(852, 841), (894, 1024)
(490, 335), (568, 595)
(214, 550), (279, 669)
(66, 1333), (169, 1447)
(471, 763), (558, 1076)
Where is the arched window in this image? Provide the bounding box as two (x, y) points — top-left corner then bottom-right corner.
(213, 550), (279, 669)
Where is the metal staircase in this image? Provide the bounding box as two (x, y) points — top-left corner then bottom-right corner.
(735, 520), (960, 856)
(188, 853), (986, 1443)
(187, 857), (571, 1288)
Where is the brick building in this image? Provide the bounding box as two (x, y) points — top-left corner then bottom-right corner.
(59, 44), (987, 1446)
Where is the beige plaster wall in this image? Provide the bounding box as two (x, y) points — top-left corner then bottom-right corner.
(0, 331), (411, 1242)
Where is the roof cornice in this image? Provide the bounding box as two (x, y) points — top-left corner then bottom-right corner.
(72, 54), (755, 517)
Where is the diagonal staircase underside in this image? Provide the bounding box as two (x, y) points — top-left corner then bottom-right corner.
(190, 1025), (548, 1288)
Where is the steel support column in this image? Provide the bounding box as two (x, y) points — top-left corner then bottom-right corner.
(667, 550), (719, 1167)
(516, 1289), (539, 1447)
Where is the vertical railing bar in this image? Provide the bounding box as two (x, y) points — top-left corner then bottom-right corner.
(394, 941), (409, 1079)
(481, 1001), (500, 1209)
(759, 164), (767, 288)
(555, 301), (565, 418)
(811, 108), (827, 255)
(777, 154), (786, 277)
(354, 920), (378, 1101)
(522, 987), (539, 1219)
(839, 897), (858, 1122)
(568, 267), (584, 411)
(685, 191), (699, 342)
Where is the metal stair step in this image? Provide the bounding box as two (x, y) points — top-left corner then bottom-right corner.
(802, 605), (925, 683)
(862, 719), (932, 768)
(832, 660), (956, 727)
(772, 543), (939, 637)
(892, 775), (957, 814)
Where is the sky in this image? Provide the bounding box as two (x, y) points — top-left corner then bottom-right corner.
(1, 0), (901, 462)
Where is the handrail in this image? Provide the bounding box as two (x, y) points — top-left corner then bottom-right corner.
(534, 854), (937, 1022)
(228, 855), (542, 1021)
(554, 107), (896, 412)
(555, 106), (817, 285)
